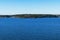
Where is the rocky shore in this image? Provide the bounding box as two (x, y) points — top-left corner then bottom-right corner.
(0, 14), (60, 18)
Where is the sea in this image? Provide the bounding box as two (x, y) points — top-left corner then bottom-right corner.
(0, 18), (60, 40)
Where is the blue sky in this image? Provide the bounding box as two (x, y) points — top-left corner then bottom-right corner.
(0, 0), (60, 15)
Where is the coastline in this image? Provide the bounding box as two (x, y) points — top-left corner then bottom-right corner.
(0, 14), (59, 18)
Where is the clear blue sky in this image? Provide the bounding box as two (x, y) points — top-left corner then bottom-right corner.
(0, 0), (60, 15)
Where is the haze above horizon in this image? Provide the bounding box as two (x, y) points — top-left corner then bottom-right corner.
(0, 0), (60, 15)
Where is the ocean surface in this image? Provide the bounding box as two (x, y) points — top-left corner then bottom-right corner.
(0, 18), (60, 40)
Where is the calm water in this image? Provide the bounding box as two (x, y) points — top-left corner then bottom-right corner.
(0, 18), (60, 40)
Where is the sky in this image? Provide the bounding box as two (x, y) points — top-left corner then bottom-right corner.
(0, 0), (60, 15)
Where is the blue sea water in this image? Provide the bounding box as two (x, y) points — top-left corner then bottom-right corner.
(0, 18), (60, 40)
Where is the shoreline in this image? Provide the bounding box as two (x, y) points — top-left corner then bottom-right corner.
(0, 14), (60, 18)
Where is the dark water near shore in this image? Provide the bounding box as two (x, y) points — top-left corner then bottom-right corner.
(0, 18), (60, 40)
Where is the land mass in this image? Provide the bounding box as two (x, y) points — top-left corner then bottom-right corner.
(0, 14), (60, 18)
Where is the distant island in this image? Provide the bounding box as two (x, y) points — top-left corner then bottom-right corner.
(0, 14), (60, 18)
